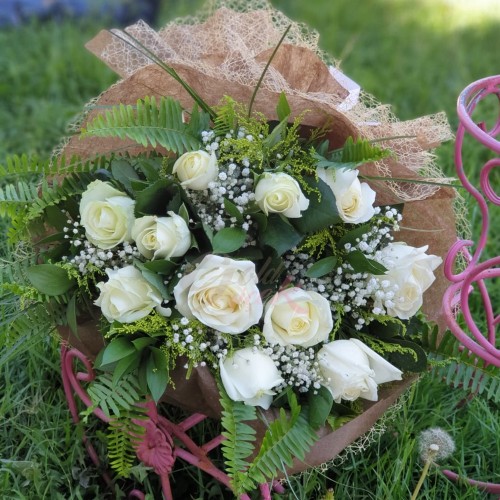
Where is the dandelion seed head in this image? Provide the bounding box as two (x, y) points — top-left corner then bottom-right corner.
(418, 427), (455, 462)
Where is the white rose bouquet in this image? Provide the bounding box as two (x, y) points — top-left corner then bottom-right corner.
(1, 1), (458, 496)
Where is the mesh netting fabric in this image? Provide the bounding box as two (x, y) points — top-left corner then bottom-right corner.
(92, 0), (453, 202)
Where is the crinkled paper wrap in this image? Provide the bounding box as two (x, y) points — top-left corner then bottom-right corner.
(59, 321), (416, 475)
(59, 0), (456, 472)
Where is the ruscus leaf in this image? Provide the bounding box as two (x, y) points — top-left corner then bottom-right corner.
(27, 264), (75, 296)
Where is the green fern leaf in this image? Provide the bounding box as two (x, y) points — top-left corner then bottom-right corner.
(87, 373), (148, 477)
(0, 154), (48, 177)
(0, 181), (40, 218)
(213, 97), (240, 136)
(0, 154), (107, 179)
(422, 329), (500, 403)
(87, 373), (147, 419)
(219, 384), (257, 494)
(316, 137), (391, 170)
(247, 393), (318, 487)
(7, 174), (92, 242)
(81, 96), (204, 154)
(341, 137), (390, 163)
(107, 419), (142, 477)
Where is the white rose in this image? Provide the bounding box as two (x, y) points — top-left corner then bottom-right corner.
(372, 243), (442, 319)
(220, 347), (284, 409)
(132, 212), (191, 260)
(173, 150), (218, 190)
(383, 274), (424, 319)
(263, 287), (333, 347)
(317, 339), (402, 403)
(80, 179), (135, 250)
(254, 172), (309, 218)
(173, 255), (263, 334)
(378, 243), (442, 291)
(317, 167), (376, 223)
(95, 266), (162, 323)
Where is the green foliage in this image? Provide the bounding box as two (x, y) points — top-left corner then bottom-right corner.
(258, 214), (303, 256)
(5, 173), (92, 242)
(219, 384), (257, 494)
(86, 373), (148, 478)
(0, 303), (57, 367)
(145, 346), (169, 403)
(106, 419), (140, 479)
(0, 234), (75, 373)
(27, 263), (75, 297)
(341, 137), (392, 164)
(213, 96), (241, 136)
(96, 335), (170, 401)
(81, 96), (206, 154)
(0, 155), (109, 242)
(87, 372), (146, 419)
(314, 137), (391, 170)
(305, 255), (338, 278)
(291, 176), (341, 234)
(422, 328), (500, 403)
(360, 333), (427, 372)
(0, 180), (41, 219)
(308, 386), (334, 430)
(220, 387), (319, 496)
(246, 393), (318, 486)
(276, 92), (291, 122)
(0, 154), (108, 179)
(345, 250), (387, 274)
(211, 227), (247, 254)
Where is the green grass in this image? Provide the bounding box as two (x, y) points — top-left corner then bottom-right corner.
(1, 0), (499, 498)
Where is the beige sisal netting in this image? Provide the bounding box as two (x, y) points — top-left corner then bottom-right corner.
(88, 0), (452, 203)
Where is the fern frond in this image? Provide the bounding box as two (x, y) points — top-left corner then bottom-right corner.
(0, 154), (109, 179)
(87, 373), (148, 477)
(247, 395), (318, 486)
(106, 418), (143, 478)
(81, 96), (204, 154)
(7, 174), (92, 242)
(27, 175), (91, 221)
(0, 254), (72, 308)
(341, 137), (391, 164)
(0, 154), (49, 178)
(0, 302), (58, 367)
(219, 384), (257, 494)
(316, 137), (392, 170)
(87, 372), (146, 419)
(213, 97), (241, 136)
(0, 181), (40, 218)
(422, 329), (500, 403)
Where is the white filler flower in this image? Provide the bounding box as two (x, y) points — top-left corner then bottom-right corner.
(220, 347), (284, 409)
(317, 338), (402, 403)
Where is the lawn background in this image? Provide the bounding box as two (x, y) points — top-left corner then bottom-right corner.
(0, 0), (499, 498)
